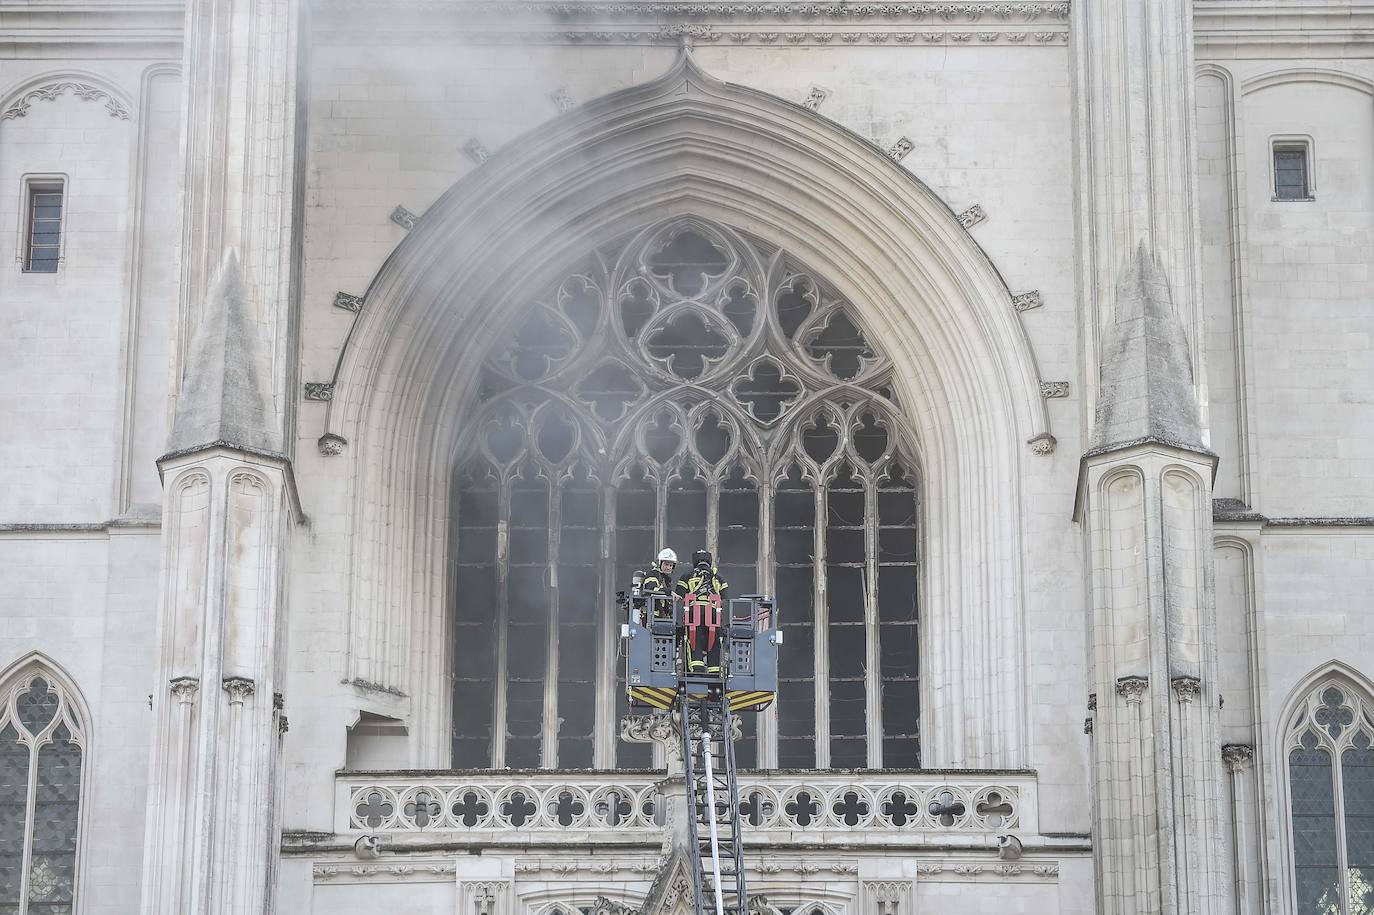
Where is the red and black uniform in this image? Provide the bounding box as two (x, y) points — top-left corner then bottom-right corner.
(675, 563), (729, 674)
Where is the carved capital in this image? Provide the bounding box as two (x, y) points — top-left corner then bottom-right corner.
(1027, 432), (1057, 456)
(1222, 743), (1255, 772)
(1171, 676), (1202, 702)
(222, 676), (256, 705)
(169, 676), (200, 705)
(318, 433), (348, 456)
(1115, 675), (1148, 703)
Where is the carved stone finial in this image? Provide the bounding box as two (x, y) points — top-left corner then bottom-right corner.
(549, 85), (575, 113)
(1027, 433), (1057, 456)
(1115, 675), (1148, 703)
(334, 291), (363, 313)
(318, 433), (348, 456)
(957, 204), (987, 229)
(886, 136), (914, 161)
(169, 676), (200, 705)
(1171, 675), (1202, 702)
(1221, 743), (1254, 772)
(222, 676), (256, 705)
(464, 138), (491, 165)
(390, 205), (418, 231)
(803, 85), (829, 111)
(1040, 381), (1070, 399)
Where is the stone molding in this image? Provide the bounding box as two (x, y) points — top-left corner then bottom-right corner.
(1, 80), (131, 121)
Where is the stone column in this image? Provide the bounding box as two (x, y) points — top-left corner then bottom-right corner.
(1222, 745), (1260, 915)
(140, 0), (304, 910)
(1073, 2), (1230, 913)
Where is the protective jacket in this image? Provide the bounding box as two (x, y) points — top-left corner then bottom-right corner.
(675, 566), (730, 660)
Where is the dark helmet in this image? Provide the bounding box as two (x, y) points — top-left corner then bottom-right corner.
(692, 549), (712, 569)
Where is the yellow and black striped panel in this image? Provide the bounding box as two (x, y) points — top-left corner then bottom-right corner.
(629, 686), (678, 709)
(727, 690), (774, 712)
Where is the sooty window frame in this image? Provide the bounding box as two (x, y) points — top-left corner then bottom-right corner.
(0, 663), (87, 914)
(450, 217), (922, 771)
(20, 177), (66, 274)
(1271, 138), (1314, 202)
(1283, 678), (1374, 915)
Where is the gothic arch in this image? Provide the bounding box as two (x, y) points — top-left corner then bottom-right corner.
(1274, 661), (1374, 915)
(0, 652), (93, 915)
(324, 51), (1048, 768)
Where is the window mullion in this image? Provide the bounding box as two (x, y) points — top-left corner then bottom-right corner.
(543, 475), (562, 769)
(864, 477), (881, 769)
(651, 473), (669, 771)
(813, 481), (830, 769)
(492, 482), (512, 768)
(706, 476), (720, 561)
(1333, 734), (1352, 914)
(757, 476), (777, 769)
(18, 734), (38, 915)
(594, 483), (616, 768)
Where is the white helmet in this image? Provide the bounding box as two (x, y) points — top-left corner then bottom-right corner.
(656, 548), (678, 564)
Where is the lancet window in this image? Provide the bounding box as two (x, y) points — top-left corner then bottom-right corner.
(451, 218), (920, 770)
(1286, 679), (1374, 914)
(0, 667), (85, 914)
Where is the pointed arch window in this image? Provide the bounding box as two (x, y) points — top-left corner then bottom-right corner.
(451, 218), (921, 770)
(1285, 679), (1374, 914)
(0, 666), (85, 914)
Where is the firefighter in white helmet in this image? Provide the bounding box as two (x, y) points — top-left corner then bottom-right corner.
(641, 548), (677, 595)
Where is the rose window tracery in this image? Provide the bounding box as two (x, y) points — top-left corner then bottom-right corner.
(452, 218), (920, 770)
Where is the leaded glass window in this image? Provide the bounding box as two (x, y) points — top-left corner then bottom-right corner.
(0, 670), (85, 915)
(450, 218), (921, 770)
(1286, 680), (1374, 914)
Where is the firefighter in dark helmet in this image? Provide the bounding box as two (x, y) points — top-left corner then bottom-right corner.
(675, 549), (729, 674)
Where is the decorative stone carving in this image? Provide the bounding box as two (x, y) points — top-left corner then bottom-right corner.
(1040, 381), (1069, 398)
(318, 433), (348, 456)
(465, 138), (492, 165)
(222, 676), (256, 705)
(1087, 692), (1096, 711)
(1115, 675), (1148, 703)
(1012, 290), (1042, 312)
(803, 85), (829, 111)
(1221, 744), (1254, 772)
(863, 880), (910, 915)
(1171, 675), (1202, 702)
(2, 81), (131, 120)
(1027, 433), (1056, 455)
(334, 291), (364, 313)
(304, 382), (334, 402)
(1084, 717), (1093, 735)
(956, 204), (987, 229)
(887, 136), (915, 161)
(169, 676), (200, 705)
(399, 2), (1071, 23)
(390, 205), (419, 230)
(549, 85), (575, 112)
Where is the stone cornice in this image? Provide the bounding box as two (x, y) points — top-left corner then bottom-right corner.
(312, 0), (1070, 45)
(1195, 0), (1374, 56)
(0, 1), (183, 56)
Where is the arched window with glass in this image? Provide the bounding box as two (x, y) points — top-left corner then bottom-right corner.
(0, 663), (86, 914)
(1285, 678), (1374, 914)
(450, 218), (921, 770)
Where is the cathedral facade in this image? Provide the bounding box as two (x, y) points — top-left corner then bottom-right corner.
(1, 1), (1373, 912)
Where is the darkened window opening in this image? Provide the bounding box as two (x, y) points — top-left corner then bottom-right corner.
(23, 181), (64, 273)
(451, 219), (922, 770)
(1273, 146), (1312, 201)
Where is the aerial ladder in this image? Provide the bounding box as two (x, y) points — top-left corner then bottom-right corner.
(621, 580), (781, 915)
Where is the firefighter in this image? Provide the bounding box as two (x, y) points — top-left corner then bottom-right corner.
(675, 549), (729, 675)
(640, 548), (678, 621)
